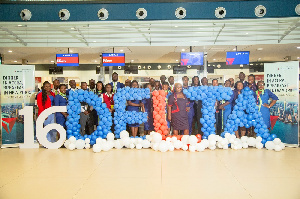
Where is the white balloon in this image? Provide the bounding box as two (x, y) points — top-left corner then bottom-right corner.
(273, 138), (281, 145)
(171, 137), (178, 143)
(229, 138), (235, 144)
(188, 135), (198, 146)
(129, 143), (135, 149)
(152, 133), (162, 143)
(265, 141), (275, 150)
(69, 136), (76, 143)
(142, 140), (151, 148)
(93, 144), (102, 153)
(223, 144), (228, 150)
(247, 137), (256, 147)
(96, 138), (103, 144)
(75, 139), (85, 149)
(256, 136), (263, 142)
(201, 139), (209, 148)
(181, 135), (189, 144)
(114, 140), (123, 149)
(120, 130), (129, 139)
(217, 142), (223, 149)
(152, 143), (159, 151)
(209, 140), (216, 147)
(85, 138), (90, 144)
(68, 143), (75, 150)
(158, 141), (168, 152)
(241, 136), (248, 143)
(209, 145), (216, 150)
(122, 137), (131, 148)
(274, 145), (282, 152)
(136, 138), (143, 144)
(130, 138), (136, 145)
(136, 143), (142, 150)
(102, 143), (111, 151)
(255, 142), (263, 149)
(182, 144), (188, 151)
(64, 140), (70, 149)
(174, 140), (183, 149)
(189, 145), (196, 152)
(106, 132), (115, 141)
(279, 142), (285, 150)
(85, 143), (90, 149)
(145, 135), (151, 141)
(168, 145), (175, 151)
(242, 143), (249, 149)
(107, 141), (114, 149)
(224, 133), (231, 139)
(208, 134), (217, 141)
(166, 137), (172, 142)
(196, 143), (205, 152)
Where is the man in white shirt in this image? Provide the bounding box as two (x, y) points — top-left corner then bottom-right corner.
(168, 76), (175, 92)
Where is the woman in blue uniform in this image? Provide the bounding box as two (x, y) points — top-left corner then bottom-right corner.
(142, 83), (154, 135)
(127, 80), (144, 137)
(254, 81), (278, 129)
(218, 80), (232, 130)
(54, 84), (68, 129)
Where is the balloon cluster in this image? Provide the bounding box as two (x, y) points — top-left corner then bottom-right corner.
(221, 87), (274, 145)
(152, 90), (168, 137)
(113, 87), (150, 138)
(183, 86), (233, 139)
(66, 89), (112, 145)
(265, 138), (285, 151)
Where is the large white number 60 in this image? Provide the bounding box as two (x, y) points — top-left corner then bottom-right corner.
(36, 106), (67, 149)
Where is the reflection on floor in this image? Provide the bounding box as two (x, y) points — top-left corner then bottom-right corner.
(0, 147), (299, 199)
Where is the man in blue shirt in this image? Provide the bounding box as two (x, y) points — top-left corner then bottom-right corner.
(110, 72), (124, 93)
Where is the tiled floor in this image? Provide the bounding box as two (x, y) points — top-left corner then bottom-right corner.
(0, 147), (299, 199)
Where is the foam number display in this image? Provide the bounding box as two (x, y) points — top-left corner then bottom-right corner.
(66, 90), (112, 145)
(183, 86), (232, 139)
(19, 106), (39, 148)
(222, 87), (275, 144)
(113, 87), (150, 138)
(152, 90), (168, 136)
(36, 106), (67, 149)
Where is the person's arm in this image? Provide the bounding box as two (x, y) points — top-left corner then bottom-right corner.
(218, 101), (230, 110)
(167, 105), (172, 121)
(263, 90), (279, 108)
(127, 101), (141, 107)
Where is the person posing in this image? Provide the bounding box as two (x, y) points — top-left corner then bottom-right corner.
(167, 83), (190, 135)
(239, 72), (248, 88)
(96, 81), (104, 101)
(37, 81), (56, 142)
(162, 82), (172, 135)
(154, 81), (161, 91)
(66, 80), (77, 97)
(54, 84), (68, 129)
(52, 79), (60, 95)
(245, 74), (257, 93)
(103, 84), (114, 112)
(228, 78), (235, 90)
(218, 80), (232, 131)
(230, 81), (246, 138)
(168, 76), (175, 92)
(79, 82), (94, 135)
(142, 83), (154, 135)
(127, 80), (145, 137)
(254, 81), (278, 129)
(125, 79), (131, 87)
(110, 72), (124, 93)
(89, 79), (96, 93)
(191, 76), (201, 135)
(182, 76), (194, 135)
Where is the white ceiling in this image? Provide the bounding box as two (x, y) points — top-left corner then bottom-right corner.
(0, 17), (300, 64)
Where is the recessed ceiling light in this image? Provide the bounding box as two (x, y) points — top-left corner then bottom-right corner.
(51, 61), (54, 63)
(93, 41), (96, 42)
(176, 60), (178, 62)
(57, 41), (59, 42)
(14, 61), (17, 62)
(94, 60), (97, 62)
(257, 48), (263, 51)
(16, 39), (20, 41)
(8, 50), (12, 53)
(122, 27), (125, 28)
(174, 26), (178, 28)
(297, 46), (300, 49)
(132, 41), (135, 42)
(297, 57), (300, 59)
(120, 49), (123, 52)
(258, 58), (261, 60)
(131, 60), (134, 62)
(213, 59), (216, 61)
(182, 49), (185, 51)
(233, 48), (236, 51)
(245, 33), (248, 35)
(17, 25), (22, 27)
(71, 27), (75, 30)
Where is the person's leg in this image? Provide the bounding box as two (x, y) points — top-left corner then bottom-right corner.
(79, 112), (88, 136)
(197, 101), (203, 135)
(173, 130), (179, 136)
(87, 113), (94, 135)
(240, 127), (246, 137)
(183, 129), (189, 135)
(188, 107), (194, 135)
(131, 127), (137, 137)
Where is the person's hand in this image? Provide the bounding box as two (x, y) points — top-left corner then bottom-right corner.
(109, 109), (113, 113)
(84, 110), (89, 115)
(218, 105), (225, 110)
(186, 107), (190, 112)
(263, 103), (270, 108)
(168, 115), (171, 121)
(139, 103), (143, 107)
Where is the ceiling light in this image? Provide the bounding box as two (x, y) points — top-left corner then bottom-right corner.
(132, 41), (135, 42)
(8, 50), (12, 53)
(17, 24), (22, 27)
(93, 41), (96, 42)
(297, 46), (300, 49)
(51, 61), (54, 63)
(213, 59), (216, 61)
(174, 26), (178, 28)
(122, 27), (125, 28)
(245, 33), (248, 35)
(14, 61), (17, 62)
(16, 39), (20, 41)
(131, 60), (134, 62)
(95, 60), (98, 62)
(297, 57), (300, 59)
(182, 49), (185, 51)
(233, 48), (236, 51)
(258, 58), (261, 60)
(71, 27), (75, 30)
(69, 50), (73, 52)
(120, 49), (123, 52)
(176, 60), (178, 62)
(257, 48), (263, 51)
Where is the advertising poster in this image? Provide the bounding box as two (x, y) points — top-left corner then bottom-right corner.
(264, 62), (299, 145)
(0, 65), (35, 146)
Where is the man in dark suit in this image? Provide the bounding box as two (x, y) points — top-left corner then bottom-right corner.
(66, 79), (77, 97)
(110, 72), (124, 93)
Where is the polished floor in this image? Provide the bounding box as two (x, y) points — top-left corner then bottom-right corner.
(0, 147), (299, 199)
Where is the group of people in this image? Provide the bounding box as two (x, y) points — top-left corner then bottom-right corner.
(36, 71), (278, 141)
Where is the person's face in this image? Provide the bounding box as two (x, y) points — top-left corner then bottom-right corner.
(96, 83), (103, 91)
(44, 83), (51, 92)
(69, 80), (76, 89)
(193, 77), (199, 86)
(160, 75), (166, 83)
(212, 80), (218, 86)
(175, 84), (182, 93)
(89, 80), (95, 89)
(224, 81), (230, 87)
(106, 85), (112, 93)
(53, 80), (60, 88)
(125, 80), (131, 87)
(146, 84), (152, 90)
(229, 78), (234, 87)
(239, 73), (245, 81)
(81, 83), (87, 90)
(248, 76), (254, 84)
(237, 82), (243, 90)
(112, 73), (118, 82)
(162, 84), (168, 91)
(60, 85), (67, 94)
(168, 77), (174, 85)
(257, 82), (264, 90)
(149, 78), (155, 86)
(201, 77), (208, 86)
(182, 77), (189, 87)
(132, 82), (138, 88)
(155, 82), (160, 90)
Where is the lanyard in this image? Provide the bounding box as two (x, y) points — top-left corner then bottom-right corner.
(59, 93), (68, 100)
(256, 90), (264, 111)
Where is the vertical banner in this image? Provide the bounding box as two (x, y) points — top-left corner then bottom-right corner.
(264, 61), (299, 145)
(0, 65), (35, 147)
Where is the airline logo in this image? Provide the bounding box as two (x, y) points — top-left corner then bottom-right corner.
(102, 53), (125, 66)
(56, 54), (79, 66)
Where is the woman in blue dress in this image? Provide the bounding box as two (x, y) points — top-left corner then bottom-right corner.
(54, 84), (68, 129)
(127, 80), (144, 137)
(254, 81), (278, 129)
(142, 83), (154, 135)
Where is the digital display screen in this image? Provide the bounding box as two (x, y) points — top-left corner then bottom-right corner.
(102, 53), (125, 66)
(180, 52), (204, 66)
(226, 51), (250, 65)
(56, 54), (79, 67)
